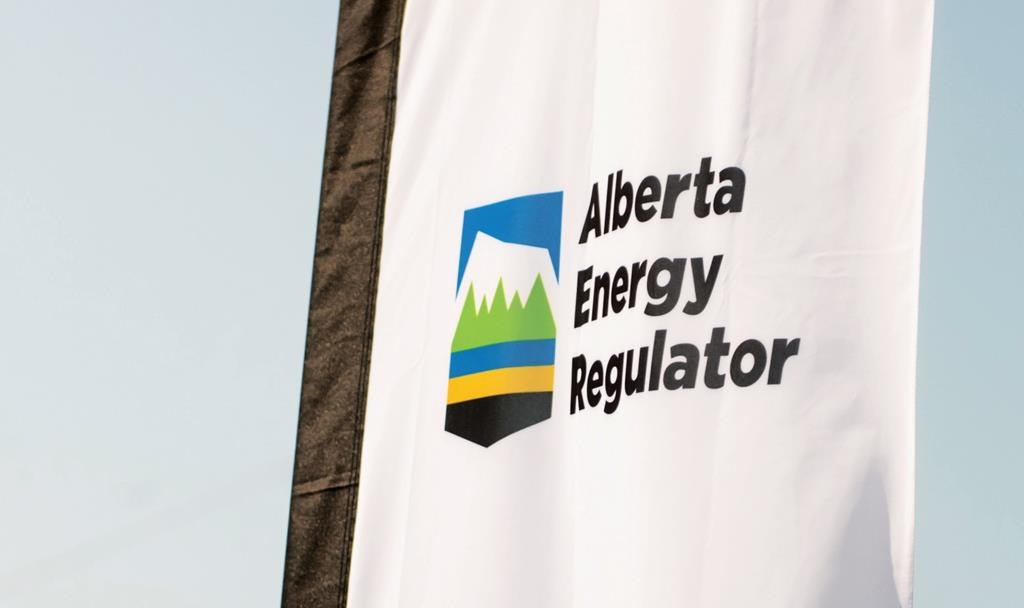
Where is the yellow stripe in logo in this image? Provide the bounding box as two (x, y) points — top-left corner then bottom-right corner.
(447, 365), (554, 404)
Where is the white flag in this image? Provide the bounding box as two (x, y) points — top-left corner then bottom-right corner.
(339, 2), (933, 606)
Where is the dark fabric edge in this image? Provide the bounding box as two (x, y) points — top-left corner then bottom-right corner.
(282, 0), (407, 606)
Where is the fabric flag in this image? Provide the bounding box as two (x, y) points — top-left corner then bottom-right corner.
(284, 1), (934, 606)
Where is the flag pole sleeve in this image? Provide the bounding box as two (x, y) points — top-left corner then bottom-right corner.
(282, 1), (406, 605)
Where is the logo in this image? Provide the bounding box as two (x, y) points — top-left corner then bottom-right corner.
(440, 158), (804, 448)
(445, 192), (563, 447)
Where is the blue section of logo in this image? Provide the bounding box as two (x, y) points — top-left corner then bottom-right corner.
(455, 191), (563, 292)
(448, 339), (556, 378)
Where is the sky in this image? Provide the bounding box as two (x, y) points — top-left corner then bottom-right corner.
(915, 1), (1024, 605)
(0, 1), (1020, 606)
(0, 1), (338, 605)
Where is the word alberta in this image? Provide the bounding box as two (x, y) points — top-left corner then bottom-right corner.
(569, 156), (802, 416)
(578, 156), (745, 244)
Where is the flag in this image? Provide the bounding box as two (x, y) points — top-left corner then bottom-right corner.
(284, 1), (934, 606)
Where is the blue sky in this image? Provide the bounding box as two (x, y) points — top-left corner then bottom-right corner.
(0, 1), (1020, 606)
(0, 2), (337, 605)
(915, 2), (1024, 605)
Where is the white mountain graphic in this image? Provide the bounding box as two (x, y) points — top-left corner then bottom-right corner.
(457, 232), (558, 313)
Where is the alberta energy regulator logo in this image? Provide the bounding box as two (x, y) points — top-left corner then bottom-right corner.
(445, 192), (563, 447)
(445, 157), (806, 446)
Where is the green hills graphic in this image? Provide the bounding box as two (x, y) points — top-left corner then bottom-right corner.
(452, 274), (556, 353)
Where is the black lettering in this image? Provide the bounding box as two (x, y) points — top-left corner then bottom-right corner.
(612, 170), (633, 231)
(635, 176), (661, 221)
(649, 329), (666, 391)
(703, 327), (730, 389)
(593, 271), (611, 319)
(693, 157), (715, 218)
(714, 166), (746, 214)
(644, 257), (686, 316)
(624, 348), (648, 396)
(611, 266), (629, 313)
(730, 339), (767, 387)
(574, 266), (593, 328)
(603, 173), (614, 235)
(570, 354), (587, 414)
(684, 254), (723, 315)
(605, 353), (624, 414)
(662, 173), (691, 219)
(628, 260), (648, 308)
(587, 360), (604, 408)
(663, 343), (700, 390)
(579, 184), (602, 244)
(768, 338), (801, 384)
